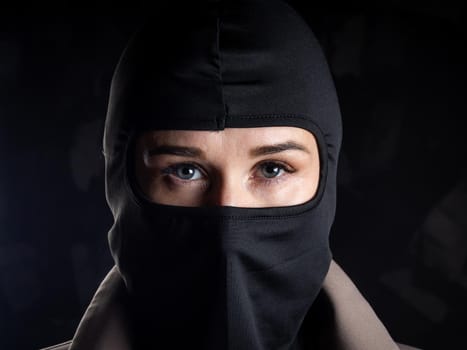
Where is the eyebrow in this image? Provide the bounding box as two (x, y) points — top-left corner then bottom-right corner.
(147, 145), (203, 157)
(147, 140), (310, 158)
(250, 141), (310, 157)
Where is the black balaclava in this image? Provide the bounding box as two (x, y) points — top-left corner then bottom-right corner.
(104, 0), (342, 349)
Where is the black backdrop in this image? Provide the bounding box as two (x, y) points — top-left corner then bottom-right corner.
(1, 1), (466, 349)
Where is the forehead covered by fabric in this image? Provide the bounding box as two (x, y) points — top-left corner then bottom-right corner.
(104, 0), (342, 159)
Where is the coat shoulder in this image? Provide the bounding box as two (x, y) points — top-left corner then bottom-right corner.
(39, 340), (72, 350)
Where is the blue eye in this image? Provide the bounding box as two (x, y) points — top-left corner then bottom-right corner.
(259, 162), (285, 178)
(166, 163), (203, 180)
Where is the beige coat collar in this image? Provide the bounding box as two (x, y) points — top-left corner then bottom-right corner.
(62, 262), (413, 350)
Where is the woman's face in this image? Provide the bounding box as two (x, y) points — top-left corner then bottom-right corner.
(134, 127), (320, 208)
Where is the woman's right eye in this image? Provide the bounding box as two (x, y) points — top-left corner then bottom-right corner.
(163, 163), (204, 181)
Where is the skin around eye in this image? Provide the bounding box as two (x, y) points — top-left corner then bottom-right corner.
(164, 161), (293, 184)
(161, 160), (296, 191)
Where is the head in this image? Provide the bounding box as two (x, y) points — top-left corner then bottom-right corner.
(103, 0), (342, 347)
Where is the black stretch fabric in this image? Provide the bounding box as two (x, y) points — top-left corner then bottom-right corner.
(103, 0), (342, 349)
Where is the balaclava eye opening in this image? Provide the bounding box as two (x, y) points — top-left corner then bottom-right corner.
(103, 0), (342, 348)
(126, 124), (329, 212)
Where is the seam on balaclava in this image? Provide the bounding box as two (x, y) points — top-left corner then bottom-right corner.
(227, 252), (233, 349)
(227, 113), (318, 119)
(216, 12), (227, 130)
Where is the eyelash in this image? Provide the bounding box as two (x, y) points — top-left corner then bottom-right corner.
(161, 161), (295, 186)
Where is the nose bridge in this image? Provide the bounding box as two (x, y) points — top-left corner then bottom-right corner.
(208, 170), (245, 207)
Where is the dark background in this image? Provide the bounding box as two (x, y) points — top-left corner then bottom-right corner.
(1, 1), (466, 349)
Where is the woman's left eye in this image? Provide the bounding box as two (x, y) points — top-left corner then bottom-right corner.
(257, 162), (292, 179)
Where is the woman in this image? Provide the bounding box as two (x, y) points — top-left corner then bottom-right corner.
(43, 0), (419, 349)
